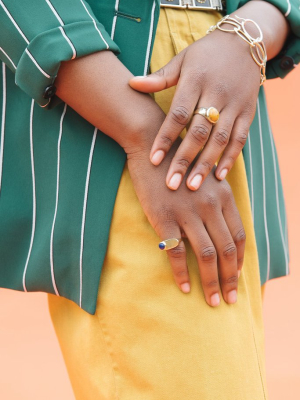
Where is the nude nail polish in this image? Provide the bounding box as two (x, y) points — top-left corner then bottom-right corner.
(210, 293), (220, 307)
(168, 173), (182, 190)
(189, 174), (202, 190)
(181, 283), (191, 293)
(227, 290), (237, 304)
(219, 168), (228, 180)
(151, 150), (165, 165)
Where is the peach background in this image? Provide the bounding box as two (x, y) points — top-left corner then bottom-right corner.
(0, 68), (299, 399)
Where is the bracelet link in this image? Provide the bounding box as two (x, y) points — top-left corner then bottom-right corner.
(207, 15), (267, 86)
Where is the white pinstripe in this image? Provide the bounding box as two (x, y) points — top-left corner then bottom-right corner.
(45, 0), (64, 25)
(0, 48), (17, 70)
(0, 63), (6, 194)
(111, 0), (120, 40)
(22, 100), (37, 292)
(285, 0), (291, 16)
(79, 0), (110, 49)
(25, 49), (51, 78)
(263, 91), (289, 275)
(59, 27), (76, 59)
(0, 1), (53, 79)
(247, 130), (254, 220)
(79, 128), (97, 308)
(257, 98), (270, 281)
(49, 104), (67, 297)
(0, 0), (29, 44)
(143, 0), (156, 76)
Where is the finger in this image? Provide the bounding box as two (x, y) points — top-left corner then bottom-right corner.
(222, 196), (246, 275)
(187, 111), (235, 190)
(184, 222), (221, 307)
(215, 118), (250, 181)
(205, 212), (238, 305)
(128, 49), (186, 93)
(165, 112), (213, 190)
(159, 224), (190, 293)
(150, 77), (200, 177)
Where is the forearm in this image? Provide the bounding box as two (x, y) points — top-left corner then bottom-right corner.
(232, 0), (290, 60)
(55, 51), (165, 153)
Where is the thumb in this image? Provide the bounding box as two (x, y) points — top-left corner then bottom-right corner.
(129, 50), (185, 93)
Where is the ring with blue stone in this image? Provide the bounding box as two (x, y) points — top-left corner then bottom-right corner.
(158, 238), (181, 251)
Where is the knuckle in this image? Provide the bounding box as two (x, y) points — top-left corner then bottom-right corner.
(157, 205), (176, 223)
(153, 68), (165, 78)
(171, 106), (190, 126)
(200, 160), (213, 174)
(234, 228), (246, 245)
(206, 279), (219, 289)
(213, 128), (230, 147)
(200, 246), (217, 262)
(213, 82), (229, 96)
(169, 244), (185, 259)
(173, 268), (188, 279)
(234, 131), (248, 147)
(202, 193), (218, 210)
(176, 157), (190, 169)
(223, 243), (237, 259)
(190, 124), (210, 145)
(223, 275), (238, 285)
(160, 134), (173, 149)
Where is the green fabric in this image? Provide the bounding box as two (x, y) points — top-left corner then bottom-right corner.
(227, 0), (300, 79)
(0, 0), (295, 313)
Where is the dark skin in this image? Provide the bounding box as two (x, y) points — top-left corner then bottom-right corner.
(56, 0), (289, 307)
(130, 1), (290, 191)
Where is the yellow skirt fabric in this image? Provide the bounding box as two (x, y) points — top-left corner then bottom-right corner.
(48, 9), (268, 400)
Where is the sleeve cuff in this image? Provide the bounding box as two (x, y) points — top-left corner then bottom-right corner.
(15, 21), (120, 108)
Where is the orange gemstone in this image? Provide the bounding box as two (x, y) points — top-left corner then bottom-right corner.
(208, 107), (219, 123)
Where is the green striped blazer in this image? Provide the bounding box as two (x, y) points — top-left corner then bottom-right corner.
(0, 0), (299, 314)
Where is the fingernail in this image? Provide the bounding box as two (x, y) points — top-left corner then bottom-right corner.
(151, 150), (165, 165)
(219, 168), (228, 180)
(238, 270), (241, 278)
(210, 293), (220, 307)
(168, 173), (182, 190)
(189, 174), (202, 190)
(181, 282), (191, 293)
(227, 290), (237, 304)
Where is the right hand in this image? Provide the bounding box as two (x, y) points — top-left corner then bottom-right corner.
(127, 139), (246, 307)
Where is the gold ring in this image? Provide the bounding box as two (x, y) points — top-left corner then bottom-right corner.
(159, 238), (181, 251)
(193, 107), (220, 124)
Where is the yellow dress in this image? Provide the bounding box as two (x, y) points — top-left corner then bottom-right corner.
(48, 8), (268, 400)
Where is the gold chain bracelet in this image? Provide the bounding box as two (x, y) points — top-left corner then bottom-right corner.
(207, 15), (267, 86)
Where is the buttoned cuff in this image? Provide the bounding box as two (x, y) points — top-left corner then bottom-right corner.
(263, 0), (300, 79)
(15, 21), (120, 108)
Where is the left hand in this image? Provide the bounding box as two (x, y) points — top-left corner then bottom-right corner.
(129, 27), (261, 191)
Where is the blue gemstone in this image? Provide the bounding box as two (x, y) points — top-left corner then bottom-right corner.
(159, 242), (165, 250)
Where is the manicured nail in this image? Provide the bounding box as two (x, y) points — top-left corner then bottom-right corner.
(219, 168), (228, 180)
(168, 173), (182, 190)
(227, 290), (237, 304)
(189, 174), (202, 190)
(210, 293), (220, 307)
(181, 282), (191, 293)
(151, 150), (165, 165)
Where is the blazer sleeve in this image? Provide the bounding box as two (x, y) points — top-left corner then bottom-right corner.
(228, 0), (300, 80)
(0, 0), (120, 107)
(263, 0), (300, 79)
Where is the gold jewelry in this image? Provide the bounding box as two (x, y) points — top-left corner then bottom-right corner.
(193, 107), (220, 124)
(206, 15), (267, 86)
(159, 238), (181, 251)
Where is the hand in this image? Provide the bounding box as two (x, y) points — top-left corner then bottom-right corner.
(127, 139), (246, 307)
(129, 27), (261, 191)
